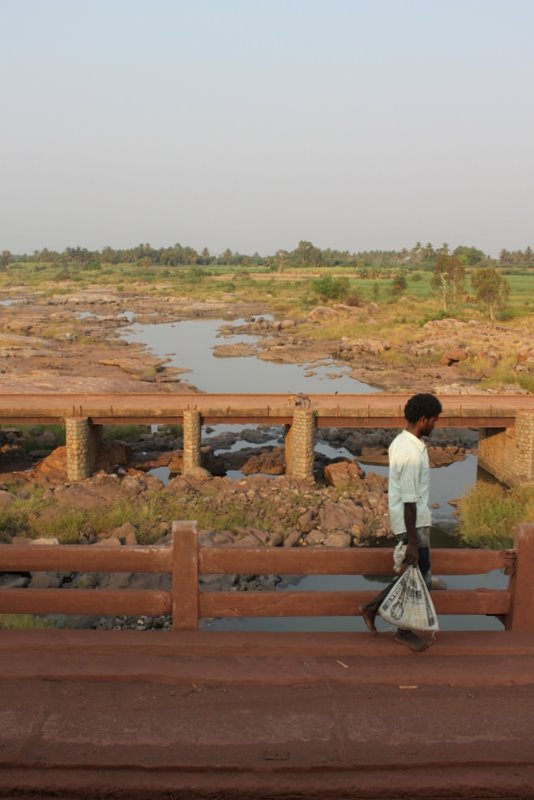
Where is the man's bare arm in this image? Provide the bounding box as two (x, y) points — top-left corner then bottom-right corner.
(403, 502), (418, 565)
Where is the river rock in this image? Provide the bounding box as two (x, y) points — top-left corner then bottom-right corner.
(283, 529), (302, 547)
(99, 521), (138, 546)
(318, 501), (363, 532)
(240, 427), (280, 444)
(0, 573), (31, 588)
(95, 441), (131, 471)
(440, 347), (468, 366)
(205, 431), (240, 449)
(304, 529), (324, 545)
(29, 571), (63, 589)
(241, 448), (285, 475)
(167, 451), (184, 473)
(324, 530), (352, 548)
(427, 445), (465, 467)
(35, 430), (58, 448)
(297, 509), (317, 533)
(94, 536), (122, 547)
(30, 537), (60, 545)
(0, 490), (15, 509)
(34, 446), (68, 480)
(307, 306), (338, 321)
(53, 474), (126, 509)
(324, 460), (365, 488)
(120, 472), (164, 495)
(184, 466), (211, 480)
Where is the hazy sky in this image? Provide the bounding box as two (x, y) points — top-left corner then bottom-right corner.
(1, 0), (533, 256)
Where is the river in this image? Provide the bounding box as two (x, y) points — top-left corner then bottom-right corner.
(124, 316), (506, 632)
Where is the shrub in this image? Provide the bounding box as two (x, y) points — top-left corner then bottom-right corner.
(311, 274), (350, 301)
(458, 483), (534, 548)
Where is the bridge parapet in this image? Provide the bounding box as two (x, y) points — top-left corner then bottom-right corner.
(0, 521), (533, 632)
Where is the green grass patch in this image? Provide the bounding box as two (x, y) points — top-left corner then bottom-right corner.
(0, 614), (54, 630)
(15, 424), (65, 452)
(458, 483), (534, 548)
(102, 424), (150, 442)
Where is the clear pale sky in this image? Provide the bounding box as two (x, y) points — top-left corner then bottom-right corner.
(1, 0), (533, 256)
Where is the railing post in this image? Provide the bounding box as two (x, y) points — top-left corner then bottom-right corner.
(172, 520), (199, 631)
(505, 523), (534, 631)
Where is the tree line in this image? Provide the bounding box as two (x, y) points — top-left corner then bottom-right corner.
(1, 240), (534, 271)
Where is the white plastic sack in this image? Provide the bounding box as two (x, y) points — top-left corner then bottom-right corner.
(378, 565), (439, 633)
(393, 540), (407, 574)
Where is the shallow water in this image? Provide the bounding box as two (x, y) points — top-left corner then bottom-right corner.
(125, 317), (375, 394)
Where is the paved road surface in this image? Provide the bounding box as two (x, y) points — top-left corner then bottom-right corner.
(1, 630), (534, 798)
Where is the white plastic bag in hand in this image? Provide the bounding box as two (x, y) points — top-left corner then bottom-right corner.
(393, 540), (407, 574)
(378, 565), (439, 633)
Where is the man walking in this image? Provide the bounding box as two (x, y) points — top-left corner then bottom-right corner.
(359, 392), (444, 652)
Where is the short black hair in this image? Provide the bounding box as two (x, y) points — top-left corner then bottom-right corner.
(404, 393), (442, 424)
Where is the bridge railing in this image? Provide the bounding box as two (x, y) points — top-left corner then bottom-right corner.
(1, 522), (533, 632)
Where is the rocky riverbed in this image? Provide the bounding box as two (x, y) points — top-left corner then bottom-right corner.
(1, 288), (533, 394)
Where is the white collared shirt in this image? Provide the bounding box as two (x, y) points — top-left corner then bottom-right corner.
(388, 429), (431, 535)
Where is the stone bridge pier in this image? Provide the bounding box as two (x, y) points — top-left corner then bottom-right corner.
(478, 411), (534, 486)
(65, 417), (102, 482)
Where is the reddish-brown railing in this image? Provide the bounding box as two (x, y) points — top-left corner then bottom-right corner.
(1, 522), (533, 632)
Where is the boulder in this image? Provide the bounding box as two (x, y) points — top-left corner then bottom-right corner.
(283, 530), (301, 547)
(99, 521), (138, 546)
(307, 306), (337, 322)
(184, 466), (211, 480)
(304, 529), (324, 546)
(94, 536), (122, 547)
(440, 348), (468, 366)
(29, 571), (63, 589)
(30, 537), (60, 545)
(241, 448), (285, 475)
(35, 430), (58, 448)
(297, 509), (317, 533)
(95, 441), (131, 471)
(323, 460), (365, 489)
(167, 451), (184, 473)
(34, 446), (67, 480)
(0, 490), (15, 510)
(324, 531), (352, 548)
(318, 501), (363, 532)
(427, 445), (465, 467)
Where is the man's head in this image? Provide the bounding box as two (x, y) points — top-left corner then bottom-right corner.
(404, 393), (442, 436)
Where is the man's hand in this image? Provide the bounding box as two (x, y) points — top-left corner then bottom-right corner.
(404, 542), (419, 566)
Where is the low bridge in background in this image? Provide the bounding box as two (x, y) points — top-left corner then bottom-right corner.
(0, 392), (533, 485)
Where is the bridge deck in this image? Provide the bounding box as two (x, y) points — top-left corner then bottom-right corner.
(1, 629), (534, 799)
(1, 391), (533, 426)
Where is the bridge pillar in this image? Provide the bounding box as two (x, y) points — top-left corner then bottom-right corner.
(514, 411), (534, 483)
(285, 409), (316, 479)
(65, 417), (101, 481)
(478, 411), (534, 486)
(183, 410), (202, 474)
